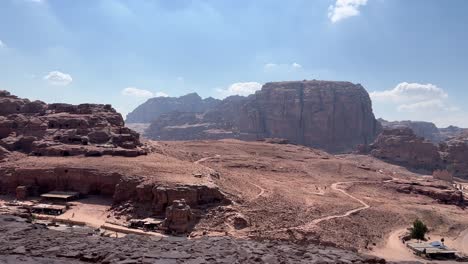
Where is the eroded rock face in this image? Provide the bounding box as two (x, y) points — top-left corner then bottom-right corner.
(114, 181), (225, 215)
(0, 167), (121, 196)
(0, 90), (143, 157)
(365, 128), (468, 179)
(390, 179), (464, 205)
(162, 199), (194, 234)
(441, 136), (468, 179)
(367, 128), (442, 171)
(379, 119), (444, 143)
(144, 80), (381, 153)
(126, 93), (220, 123)
(239, 81), (381, 152)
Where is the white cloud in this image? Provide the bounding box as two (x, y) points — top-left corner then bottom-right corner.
(371, 82), (467, 127)
(292, 63), (302, 69)
(216, 82), (262, 98)
(328, 0), (368, 23)
(370, 82), (448, 103)
(0, 40), (5, 48)
(264, 63), (277, 69)
(121, 87), (154, 98)
(43, 71), (73, 86)
(397, 99), (458, 113)
(264, 63), (303, 71)
(155, 92), (169, 97)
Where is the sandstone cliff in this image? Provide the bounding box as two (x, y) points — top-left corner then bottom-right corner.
(367, 128), (442, 171)
(379, 119), (444, 143)
(0, 90), (144, 157)
(440, 134), (468, 179)
(126, 93), (220, 123)
(364, 128), (468, 179)
(144, 80), (381, 153)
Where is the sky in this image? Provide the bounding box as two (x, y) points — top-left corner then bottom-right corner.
(1, 0), (467, 127)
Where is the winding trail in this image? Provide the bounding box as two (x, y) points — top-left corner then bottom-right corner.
(194, 155), (220, 164)
(304, 181), (371, 228)
(250, 182), (266, 200)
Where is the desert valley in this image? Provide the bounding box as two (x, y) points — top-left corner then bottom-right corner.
(1, 80), (468, 263)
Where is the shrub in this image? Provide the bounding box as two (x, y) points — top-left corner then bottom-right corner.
(410, 219), (428, 240)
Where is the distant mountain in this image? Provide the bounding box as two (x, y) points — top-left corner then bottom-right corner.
(125, 93), (220, 123)
(139, 80), (381, 153)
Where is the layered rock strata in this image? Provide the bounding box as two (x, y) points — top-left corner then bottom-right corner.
(143, 80), (381, 153)
(0, 90), (144, 157)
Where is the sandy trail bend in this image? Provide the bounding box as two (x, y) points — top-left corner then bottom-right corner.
(305, 181), (371, 227)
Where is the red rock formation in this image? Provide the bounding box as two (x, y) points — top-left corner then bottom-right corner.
(239, 81), (381, 152)
(144, 80), (381, 153)
(162, 199), (194, 234)
(0, 166), (121, 196)
(368, 128), (442, 171)
(379, 119), (444, 143)
(0, 90), (144, 157)
(440, 136), (468, 179)
(126, 93), (220, 123)
(114, 181), (225, 215)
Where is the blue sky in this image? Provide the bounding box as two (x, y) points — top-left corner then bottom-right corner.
(1, 0), (467, 127)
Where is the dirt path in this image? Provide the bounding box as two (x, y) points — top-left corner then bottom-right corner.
(194, 155), (220, 164)
(310, 181), (370, 225)
(250, 182), (266, 200)
(371, 228), (420, 261)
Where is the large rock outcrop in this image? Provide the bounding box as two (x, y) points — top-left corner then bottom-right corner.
(379, 119), (444, 143)
(144, 80), (381, 153)
(366, 128), (442, 171)
(126, 93), (220, 123)
(440, 135), (468, 179)
(0, 90), (144, 157)
(363, 128), (468, 179)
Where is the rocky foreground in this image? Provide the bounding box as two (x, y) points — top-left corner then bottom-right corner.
(0, 215), (395, 264)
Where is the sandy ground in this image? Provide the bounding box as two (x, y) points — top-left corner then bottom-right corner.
(2, 139), (467, 263)
(371, 227), (468, 263)
(159, 140), (468, 255)
(56, 196), (112, 228)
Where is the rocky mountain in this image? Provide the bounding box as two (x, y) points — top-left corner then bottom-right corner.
(364, 127), (442, 171)
(144, 80), (381, 153)
(439, 125), (468, 139)
(126, 93), (220, 123)
(0, 90), (144, 158)
(378, 119), (444, 143)
(362, 127), (468, 178)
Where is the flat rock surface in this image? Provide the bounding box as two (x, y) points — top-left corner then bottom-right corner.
(0, 215), (392, 264)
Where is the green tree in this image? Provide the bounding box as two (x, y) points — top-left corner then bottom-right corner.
(410, 219), (428, 240)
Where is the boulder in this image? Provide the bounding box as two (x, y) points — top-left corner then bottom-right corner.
(162, 199), (193, 234)
(0, 145), (9, 160)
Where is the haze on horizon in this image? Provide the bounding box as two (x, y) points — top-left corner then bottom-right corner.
(1, 0), (467, 127)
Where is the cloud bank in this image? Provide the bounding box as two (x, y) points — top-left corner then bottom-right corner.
(371, 82), (466, 127)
